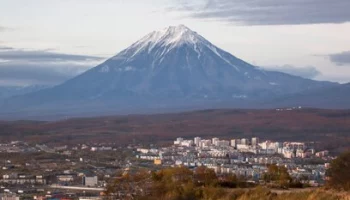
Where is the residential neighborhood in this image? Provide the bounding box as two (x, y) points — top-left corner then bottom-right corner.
(137, 137), (332, 186)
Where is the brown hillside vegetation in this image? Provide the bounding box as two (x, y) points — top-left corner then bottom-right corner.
(233, 188), (349, 200)
(104, 166), (350, 200)
(0, 109), (349, 151)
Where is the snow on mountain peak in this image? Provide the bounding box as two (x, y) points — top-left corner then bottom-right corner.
(145, 24), (198, 45)
(124, 25), (209, 55)
(111, 25), (241, 71)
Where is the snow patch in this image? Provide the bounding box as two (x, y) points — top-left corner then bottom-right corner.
(99, 65), (110, 73)
(124, 66), (135, 71)
(207, 45), (239, 71)
(232, 94), (248, 99)
(254, 76), (261, 80)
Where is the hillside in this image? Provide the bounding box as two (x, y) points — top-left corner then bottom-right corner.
(266, 83), (350, 108)
(0, 108), (349, 152)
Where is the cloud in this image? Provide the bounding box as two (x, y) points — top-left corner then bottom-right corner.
(0, 26), (14, 32)
(0, 46), (105, 86)
(0, 62), (90, 86)
(328, 51), (350, 66)
(0, 46), (14, 50)
(0, 48), (102, 62)
(263, 65), (321, 79)
(170, 0), (350, 25)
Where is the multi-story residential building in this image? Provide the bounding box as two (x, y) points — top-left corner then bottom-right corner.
(241, 138), (249, 145)
(194, 137), (201, 147)
(230, 139), (237, 148)
(251, 137), (259, 146)
(212, 138), (219, 146)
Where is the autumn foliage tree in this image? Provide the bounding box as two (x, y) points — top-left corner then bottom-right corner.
(105, 169), (152, 199)
(263, 164), (292, 188)
(327, 151), (350, 191)
(194, 166), (218, 186)
(148, 166), (198, 200)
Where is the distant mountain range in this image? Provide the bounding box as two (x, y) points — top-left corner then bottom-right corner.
(0, 25), (348, 119)
(266, 83), (350, 109)
(0, 85), (49, 100)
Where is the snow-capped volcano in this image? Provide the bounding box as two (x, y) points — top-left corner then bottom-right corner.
(130, 25), (204, 50)
(0, 25), (337, 118)
(80, 24), (330, 99)
(112, 25), (241, 72)
(124, 25), (213, 54)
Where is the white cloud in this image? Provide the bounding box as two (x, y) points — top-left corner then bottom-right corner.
(0, 46), (105, 86)
(262, 65), (321, 79)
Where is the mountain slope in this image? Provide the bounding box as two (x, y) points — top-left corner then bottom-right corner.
(53, 25), (332, 99)
(0, 85), (49, 100)
(0, 25), (338, 118)
(266, 83), (350, 108)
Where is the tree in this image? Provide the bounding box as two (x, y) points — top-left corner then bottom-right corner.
(105, 169), (151, 199)
(263, 164), (292, 188)
(327, 151), (350, 191)
(194, 166), (218, 186)
(219, 173), (238, 188)
(148, 166), (198, 199)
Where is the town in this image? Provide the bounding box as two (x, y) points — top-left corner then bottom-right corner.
(0, 137), (336, 200)
(0, 141), (128, 200)
(137, 137), (332, 186)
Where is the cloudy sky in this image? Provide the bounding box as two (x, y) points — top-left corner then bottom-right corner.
(1, 0), (350, 86)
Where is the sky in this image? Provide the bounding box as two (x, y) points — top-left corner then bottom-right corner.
(1, 0), (350, 86)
